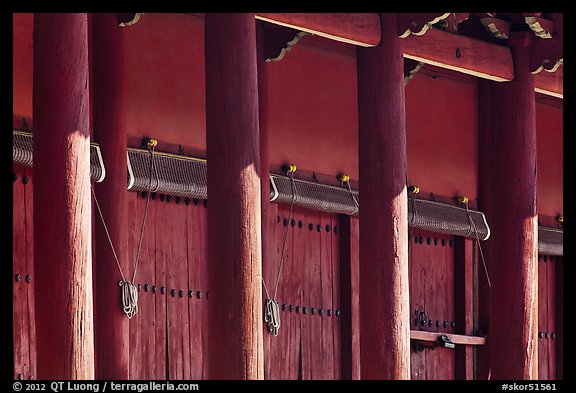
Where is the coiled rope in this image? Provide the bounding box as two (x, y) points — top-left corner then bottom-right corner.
(91, 138), (157, 318)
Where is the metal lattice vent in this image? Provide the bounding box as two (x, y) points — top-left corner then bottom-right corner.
(126, 148), (207, 199)
(270, 174), (359, 216)
(13, 130), (106, 182)
(538, 226), (563, 256)
(408, 198), (490, 241)
(270, 174), (491, 240)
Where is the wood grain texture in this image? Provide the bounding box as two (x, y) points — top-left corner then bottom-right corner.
(402, 27), (514, 82)
(13, 165), (31, 380)
(24, 167), (37, 380)
(477, 41), (538, 380)
(33, 13), (94, 379)
(205, 13), (264, 379)
(357, 13), (410, 380)
(537, 257), (549, 380)
(92, 12), (129, 380)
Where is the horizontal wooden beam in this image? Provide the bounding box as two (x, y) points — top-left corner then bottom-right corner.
(255, 13), (380, 47)
(534, 64), (563, 99)
(410, 330), (486, 346)
(402, 27), (514, 82)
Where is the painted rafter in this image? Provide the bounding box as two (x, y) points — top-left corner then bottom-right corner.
(262, 24), (309, 62)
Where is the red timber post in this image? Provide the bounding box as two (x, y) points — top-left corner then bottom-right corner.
(91, 13), (129, 379)
(477, 32), (538, 380)
(33, 13), (95, 379)
(205, 13), (265, 379)
(356, 13), (410, 379)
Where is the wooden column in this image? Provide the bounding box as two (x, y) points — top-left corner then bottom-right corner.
(33, 13), (94, 379)
(356, 13), (410, 379)
(205, 13), (264, 380)
(92, 13), (129, 380)
(477, 32), (538, 380)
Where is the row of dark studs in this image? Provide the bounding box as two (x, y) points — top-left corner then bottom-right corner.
(14, 273), (32, 283)
(137, 283), (209, 300)
(277, 216), (339, 234)
(13, 174), (30, 184)
(413, 318), (456, 330)
(140, 191), (208, 207)
(538, 331), (557, 339)
(279, 302), (341, 317)
(538, 255), (558, 262)
(409, 234), (453, 247)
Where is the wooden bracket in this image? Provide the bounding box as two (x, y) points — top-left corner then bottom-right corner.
(262, 24), (308, 62)
(525, 15), (554, 39)
(398, 13), (451, 38)
(481, 16), (511, 39)
(404, 58), (422, 86)
(529, 13), (563, 74)
(117, 13), (142, 28)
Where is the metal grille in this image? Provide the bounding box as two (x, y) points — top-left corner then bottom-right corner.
(270, 174), (490, 240)
(270, 174), (359, 216)
(126, 148), (207, 199)
(538, 226), (563, 256)
(13, 130), (106, 183)
(409, 198), (490, 241)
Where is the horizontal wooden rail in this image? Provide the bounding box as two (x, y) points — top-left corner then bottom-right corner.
(410, 330), (486, 346)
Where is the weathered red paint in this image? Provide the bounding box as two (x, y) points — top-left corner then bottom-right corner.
(33, 13), (94, 379)
(92, 13), (129, 380)
(477, 33), (538, 380)
(408, 229), (456, 380)
(454, 237), (475, 380)
(13, 166), (35, 380)
(356, 13), (410, 379)
(205, 13), (264, 380)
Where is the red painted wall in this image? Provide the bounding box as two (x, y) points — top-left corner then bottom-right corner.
(536, 101), (563, 218)
(12, 13), (33, 129)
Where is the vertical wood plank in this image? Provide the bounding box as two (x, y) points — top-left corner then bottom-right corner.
(154, 196), (167, 380)
(319, 212), (334, 379)
(331, 214), (341, 380)
(186, 199), (202, 379)
(455, 237), (474, 380)
(23, 166), (37, 380)
(547, 258), (556, 380)
(349, 217), (360, 380)
(554, 256), (563, 380)
(13, 165), (30, 380)
(127, 192), (139, 379)
(287, 207), (301, 379)
(537, 256), (549, 380)
(409, 229), (426, 380)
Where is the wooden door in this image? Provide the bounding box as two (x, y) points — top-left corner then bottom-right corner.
(409, 228), (456, 380)
(128, 192), (209, 379)
(12, 164), (37, 380)
(538, 254), (560, 380)
(264, 205), (342, 379)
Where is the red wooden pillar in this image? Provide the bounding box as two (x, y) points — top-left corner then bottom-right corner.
(92, 13), (129, 379)
(478, 32), (538, 380)
(356, 13), (410, 379)
(33, 13), (94, 379)
(205, 13), (264, 380)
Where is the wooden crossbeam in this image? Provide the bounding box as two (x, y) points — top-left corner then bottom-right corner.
(410, 330), (486, 346)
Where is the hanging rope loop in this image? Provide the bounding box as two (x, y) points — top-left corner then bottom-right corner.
(120, 280), (139, 319)
(91, 137), (156, 319)
(459, 196), (492, 287)
(264, 299), (281, 336)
